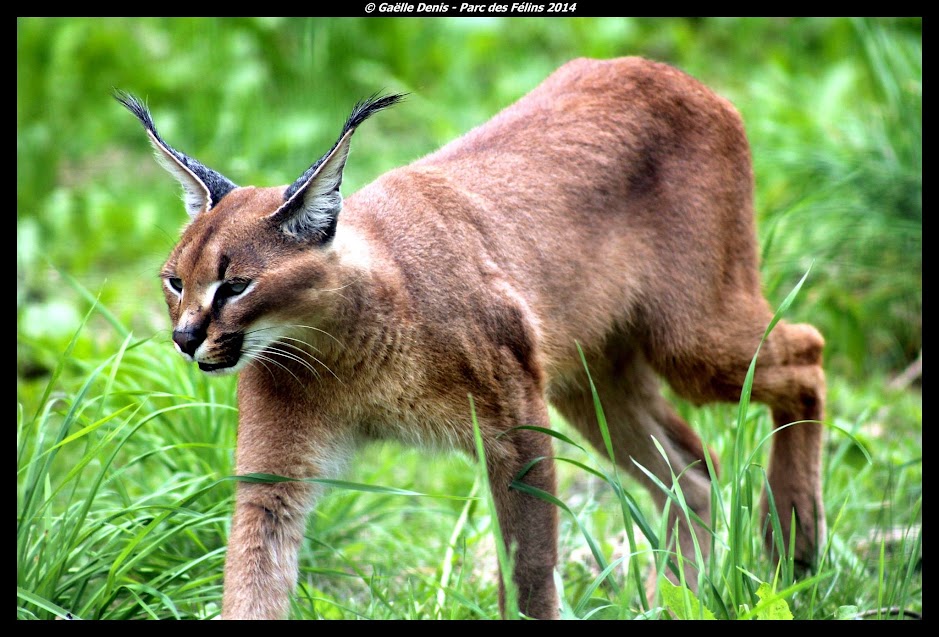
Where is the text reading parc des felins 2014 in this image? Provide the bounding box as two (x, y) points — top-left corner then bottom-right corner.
(376, 3), (578, 13)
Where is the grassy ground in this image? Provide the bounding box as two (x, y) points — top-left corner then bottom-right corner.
(18, 18), (921, 619)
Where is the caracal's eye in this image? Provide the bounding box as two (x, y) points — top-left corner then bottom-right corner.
(168, 277), (184, 292)
(217, 279), (251, 301)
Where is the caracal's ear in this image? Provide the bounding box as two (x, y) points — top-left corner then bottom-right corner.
(114, 90), (237, 218)
(269, 93), (405, 243)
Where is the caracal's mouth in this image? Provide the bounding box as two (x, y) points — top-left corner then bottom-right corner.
(197, 360), (238, 373)
(190, 332), (247, 375)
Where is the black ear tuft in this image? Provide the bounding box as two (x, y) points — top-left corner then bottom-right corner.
(343, 93), (408, 140)
(114, 89), (238, 217)
(282, 93), (407, 202)
(272, 92), (406, 242)
(113, 90), (158, 133)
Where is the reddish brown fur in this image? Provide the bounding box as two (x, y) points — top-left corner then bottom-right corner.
(147, 57), (826, 619)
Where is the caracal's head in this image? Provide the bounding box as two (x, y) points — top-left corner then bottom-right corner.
(116, 91), (403, 375)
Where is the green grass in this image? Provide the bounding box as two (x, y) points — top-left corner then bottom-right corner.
(16, 302), (922, 619)
(18, 18), (920, 620)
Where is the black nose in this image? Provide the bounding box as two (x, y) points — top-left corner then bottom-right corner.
(173, 327), (206, 357)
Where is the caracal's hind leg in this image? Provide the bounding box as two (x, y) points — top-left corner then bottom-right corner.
(650, 298), (827, 568)
(550, 339), (718, 592)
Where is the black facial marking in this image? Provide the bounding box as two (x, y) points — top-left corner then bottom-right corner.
(218, 254), (230, 281)
(189, 219), (218, 258)
(211, 293), (225, 318)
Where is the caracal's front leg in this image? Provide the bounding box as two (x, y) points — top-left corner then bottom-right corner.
(486, 397), (560, 619)
(220, 373), (350, 619)
(222, 477), (313, 618)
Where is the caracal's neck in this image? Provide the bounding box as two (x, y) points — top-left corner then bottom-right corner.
(299, 221), (406, 376)
(330, 220), (376, 279)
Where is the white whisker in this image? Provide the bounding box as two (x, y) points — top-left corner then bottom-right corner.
(314, 275), (363, 294)
(243, 347), (306, 387)
(246, 323), (345, 348)
(278, 335), (326, 354)
(263, 344), (322, 380)
(245, 352), (277, 383)
(273, 340), (344, 384)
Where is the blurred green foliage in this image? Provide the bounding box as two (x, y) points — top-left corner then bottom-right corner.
(16, 18), (922, 620)
(17, 17), (921, 384)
